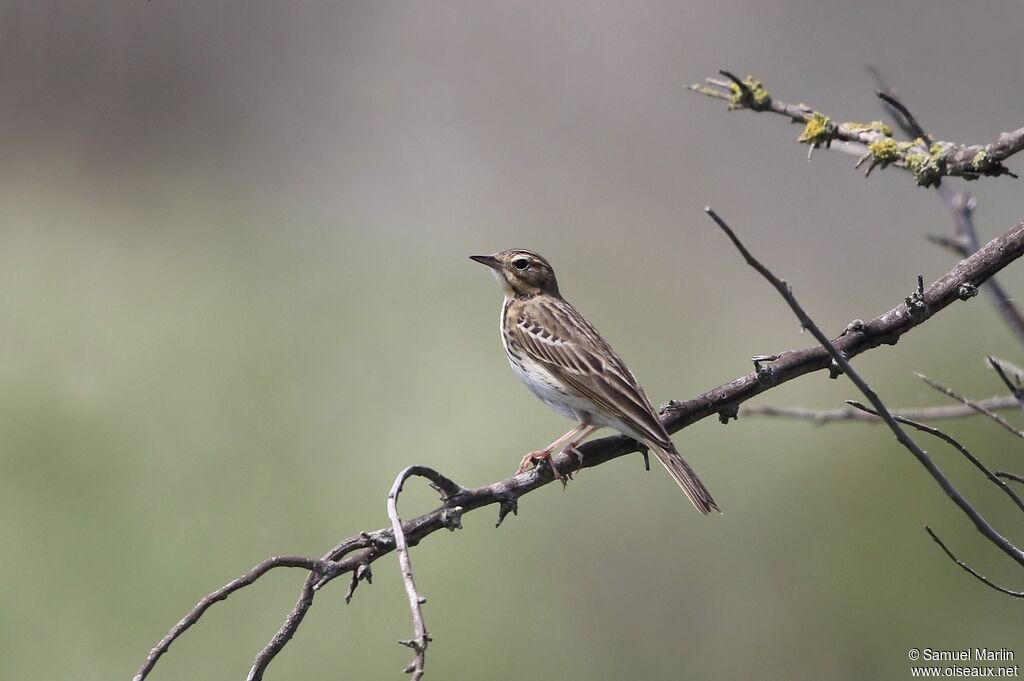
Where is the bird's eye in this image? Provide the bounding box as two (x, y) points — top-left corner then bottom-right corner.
(513, 258), (530, 270)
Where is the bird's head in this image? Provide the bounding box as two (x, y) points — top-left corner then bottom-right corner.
(470, 249), (561, 298)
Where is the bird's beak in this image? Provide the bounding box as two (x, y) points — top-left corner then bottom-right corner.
(469, 254), (501, 270)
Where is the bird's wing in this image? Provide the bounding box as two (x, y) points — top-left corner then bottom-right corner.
(512, 296), (672, 446)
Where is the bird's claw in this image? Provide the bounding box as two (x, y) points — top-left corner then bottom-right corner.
(517, 449), (568, 485)
(565, 446), (586, 475)
(517, 450), (543, 474)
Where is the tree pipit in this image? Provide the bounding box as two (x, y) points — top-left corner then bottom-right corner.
(471, 249), (720, 514)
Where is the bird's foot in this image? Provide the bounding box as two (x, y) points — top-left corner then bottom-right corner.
(517, 450), (541, 473)
(565, 446), (586, 475)
(517, 449), (567, 485)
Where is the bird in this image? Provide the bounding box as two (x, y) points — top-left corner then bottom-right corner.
(470, 248), (720, 514)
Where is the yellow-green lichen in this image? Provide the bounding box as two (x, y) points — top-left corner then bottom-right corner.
(905, 142), (949, 187)
(903, 137), (926, 149)
(871, 120), (894, 136)
(847, 120), (894, 137)
(905, 152), (928, 174)
(972, 150), (988, 171)
(798, 112), (832, 146)
(728, 76), (771, 110)
(868, 138), (900, 164)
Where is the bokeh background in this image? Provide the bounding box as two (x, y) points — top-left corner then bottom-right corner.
(2, 2), (1022, 680)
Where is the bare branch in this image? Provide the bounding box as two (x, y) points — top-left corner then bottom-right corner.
(132, 556), (321, 681)
(690, 72), (1023, 186)
(930, 189), (979, 255)
(740, 396), (1020, 423)
(388, 467), (437, 680)
(875, 90), (932, 144)
(704, 206), (1024, 572)
(998, 471), (1024, 486)
(248, 575), (317, 681)
(926, 527), (1024, 599)
(916, 373), (1024, 440)
(863, 70), (932, 146)
(988, 356), (1024, 407)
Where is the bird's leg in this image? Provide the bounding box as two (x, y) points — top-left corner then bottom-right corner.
(563, 425), (599, 474)
(518, 422), (590, 481)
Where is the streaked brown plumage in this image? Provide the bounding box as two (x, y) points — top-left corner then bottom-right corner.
(471, 249), (720, 514)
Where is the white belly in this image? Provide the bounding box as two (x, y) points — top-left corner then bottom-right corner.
(507, 351), (593, 422)
(507, 352), (644, 439)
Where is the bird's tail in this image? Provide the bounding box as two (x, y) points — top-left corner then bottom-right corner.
(646, 440), (720, 515)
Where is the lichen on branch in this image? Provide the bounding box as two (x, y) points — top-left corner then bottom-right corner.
(689, 70), (1023, 186)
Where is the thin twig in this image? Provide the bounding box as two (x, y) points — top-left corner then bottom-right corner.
(988, 357), (1024, 407)
(846, 401), (1024, 512)
(247, 575), (317, 681)
(136, 218), (1024, 681)
(740, 396), (1020, 423)
(916, 373), (1024, 440)
(246, 534), (378, 681)
(931, 188), (979, 255)
(132, 556), (320, 681)
(875, 90), (932, 144)
(705, 206), (1024, 572)
(998, 471), (1024, 486)
(865, 65), (921, 140)
(925, 527), (1024, 598)
(388, 466), (435, 680)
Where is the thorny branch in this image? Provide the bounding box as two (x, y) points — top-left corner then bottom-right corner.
(705, 206), (1024, 595)
(245, 466), (464, 681)
(388, 467), (437, 680)
(689, 70), (1023, 187)
(134, 217), (1024, 681)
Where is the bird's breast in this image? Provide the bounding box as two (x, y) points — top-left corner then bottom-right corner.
(501, 330), (590, 422)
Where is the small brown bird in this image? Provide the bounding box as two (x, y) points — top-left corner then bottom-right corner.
(471, 249), (719, 514)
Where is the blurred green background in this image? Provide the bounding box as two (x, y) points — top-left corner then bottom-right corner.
(2, 2), (1022, 680)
